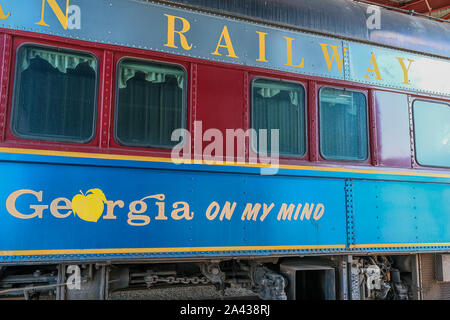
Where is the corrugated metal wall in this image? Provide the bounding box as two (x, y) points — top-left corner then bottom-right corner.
(421, 254), (450, 300)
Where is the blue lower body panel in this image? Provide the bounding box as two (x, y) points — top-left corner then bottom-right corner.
(0, 160), (347, 262)
(351, 180), (450, 251)
(1, 156), (450, 263)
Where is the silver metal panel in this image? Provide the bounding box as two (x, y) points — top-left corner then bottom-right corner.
(421, 254), (450, 300)
(0, 0), (448, 96)
(280, 259), (336, 300)
(435, 254), (450, 282)
(159, 0), (450, 59)
(348, 42), (450, 96)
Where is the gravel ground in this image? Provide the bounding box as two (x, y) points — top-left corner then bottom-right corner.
(109, 285), (258, 300)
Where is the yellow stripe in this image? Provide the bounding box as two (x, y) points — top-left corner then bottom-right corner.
(349, 243), (450, 249)
(0, 147), (449, 178)
(0, 244), (346, 256)
(4, 242), (450, 256)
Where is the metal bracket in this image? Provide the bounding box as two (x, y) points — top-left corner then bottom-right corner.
(251, 265), (287, 300)
(345, 179), (355, 248)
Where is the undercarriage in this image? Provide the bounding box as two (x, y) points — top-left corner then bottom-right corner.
(1, 253), (448, 300)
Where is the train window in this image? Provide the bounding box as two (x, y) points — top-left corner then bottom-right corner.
(11, 45), (98, 143)
(319, 87), (368, 161)
(251, 79), (306, 157)
(413, 100), (450, 168)
(115, 59), (186, 148)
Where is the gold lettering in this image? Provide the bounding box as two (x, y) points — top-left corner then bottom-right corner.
(211, 25), (238, 58)
(241, 203), (261, 221)
(260, 203), (274, 222)
(396, 57), (414, 85)
(220, 201), (236, 221)
(35, 0), (69, 29)
(6, 189), (47, 219)
(141, 194), (167, 220)
(300, 203), (314, 221)
(319, 43), (347, 73)
(277, 203), (296, 221)
(284, 37), (304, 68)
(0, 4), (10, 19)
(154, 202), (167, 220)
(171, 201), (193, 220)
(293, 204), (303, 220)
(206, 201), (236, 221)
(103, 200), (124, 220)
(365, 53), (383, 80)
(50, 197), (72, 218)
(127, 200), (150, 226)
(206, 201), (220, 220)
(256, 31), (268, 62)
(313, 203), (325, 220)
(164, 14), (193, 50)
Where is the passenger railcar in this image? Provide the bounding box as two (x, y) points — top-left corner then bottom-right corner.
(0, 0), (449, 300)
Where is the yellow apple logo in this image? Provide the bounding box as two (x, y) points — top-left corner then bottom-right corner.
(72, 189), (107, 223)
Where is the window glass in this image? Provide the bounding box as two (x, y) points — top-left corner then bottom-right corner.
(12, 46), (98, 142)
(252, 79), (306, 157)
(413, 100), (450, 167)
(319, 87), (368, 160)
(115, 59), (185, 148)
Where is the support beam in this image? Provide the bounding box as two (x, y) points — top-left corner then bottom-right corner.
(401, 0), (426, 10)
(442, 12), (450, 19)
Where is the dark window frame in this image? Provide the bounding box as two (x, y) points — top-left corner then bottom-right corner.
(250, 76), (308, 159)
(318, 86), (369, 162)
(113, 57), (188, 150)
(10, 43), (100, 144)
(412, 98), (450, 169)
